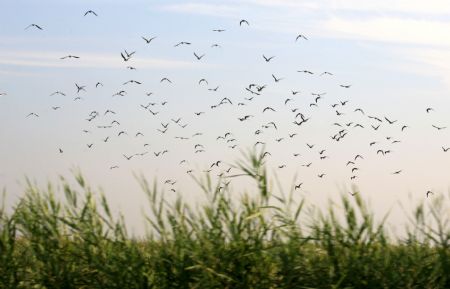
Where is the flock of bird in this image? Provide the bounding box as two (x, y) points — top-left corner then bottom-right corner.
(3, 10), (449, 198)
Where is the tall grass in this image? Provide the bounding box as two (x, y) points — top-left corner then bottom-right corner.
(1, 150), (449, 288)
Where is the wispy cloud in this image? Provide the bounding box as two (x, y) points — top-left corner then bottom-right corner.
(320, 17), (450, 47)
(160, 2), (240, 18)
(247, 0), (450, 15)
(0, 50), (198, 70)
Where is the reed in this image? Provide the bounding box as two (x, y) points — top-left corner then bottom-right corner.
(1, 150), (449, 288)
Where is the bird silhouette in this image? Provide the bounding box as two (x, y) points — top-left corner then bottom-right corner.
(142, 36), (157, 43)
(84, 10), (98, 16)
(60, 55), (80, 59)
(239, 19), (249, 26)
(262, 55), (275, 62)
(432, 125), (446, 130)
(272, 74), (283, 82)
(174, 41), (191, 47)
(193, 52), (205, 60)
(25, 24), (43, 30)
(295, 34), (308, 41)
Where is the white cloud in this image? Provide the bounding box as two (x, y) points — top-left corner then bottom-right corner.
(247, 0), (450, 15)
(160, 2), (240, 18)
(320, 17), (450, 47)
(0, 50), (198, 69)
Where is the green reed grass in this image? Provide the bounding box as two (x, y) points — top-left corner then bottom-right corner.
(0, 149), (449, 288)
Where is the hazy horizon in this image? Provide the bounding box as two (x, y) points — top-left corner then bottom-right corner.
(1, 0), (449, 234)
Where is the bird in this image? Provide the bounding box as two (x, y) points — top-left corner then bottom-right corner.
(123, 154), (134, 160)
(75, 83), (86, 93)
(174, 41), (191, 47)
(239, 19), (249, 26)
(295, 34), (308, 41)
(238, 115), (253, 121)
(294, 183), (303, 190)
(110, 166), (119, 170)
(193, 52), (205, 60)
(212, 29), (226, 32)
(51, 106), (60, 110)
(432, 125), (446, 130)
(354, 155), (364, 160)
(262, 55), (275, 62)
(104, 109), (116, 115)
(96, 82), (103, 88)
(371, 125), (380, 130)
(426, 190), (434, 198)
(320, 71), (333, 76)
(50, 91), (66, 96)
(384, 117), (397, 124)
(198, 78), (208, 85)
(392, 170), (402, 175)
(142, 36), (157, 43)
(272, 74), (283, 82)
(84, 10), (98, 16)
(87, 144), (93, 148)
(26, 112), (39, 118)
(263, 107), (276, 113)
(60, 55), (80, 59)
(59, 148), (63, 153)
(340, 84), (352, 88)
(120, 52), (130, 61)
(25, 24), (43, 30)
(123, 80), (142, 85)
(426, 107), (434, 113)
(160, 77), (172, 83)
(442, 147), (450, 152)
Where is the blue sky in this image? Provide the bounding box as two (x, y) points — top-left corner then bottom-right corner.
(1, 0), (449, 234)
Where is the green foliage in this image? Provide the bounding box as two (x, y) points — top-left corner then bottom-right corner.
(0, 150), (449, 288)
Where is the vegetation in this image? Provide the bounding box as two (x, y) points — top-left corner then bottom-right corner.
(1, 150), (449, 288)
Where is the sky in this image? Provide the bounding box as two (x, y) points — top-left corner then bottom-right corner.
(1, 0), (449, 235)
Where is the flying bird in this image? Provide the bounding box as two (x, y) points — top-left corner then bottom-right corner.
(193, 52), (205, 60)
(174, 41), (191, 47)
(432, 124), (446, 130)
(262, 55), (275, 62)
(25, 24), (43, 30)
(142, 36), (157, 43)
(84, 10), (98, 16)
(60, 55), (80, 59)
(239, 19), (249, 26)
(295, 34), (308, 41)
